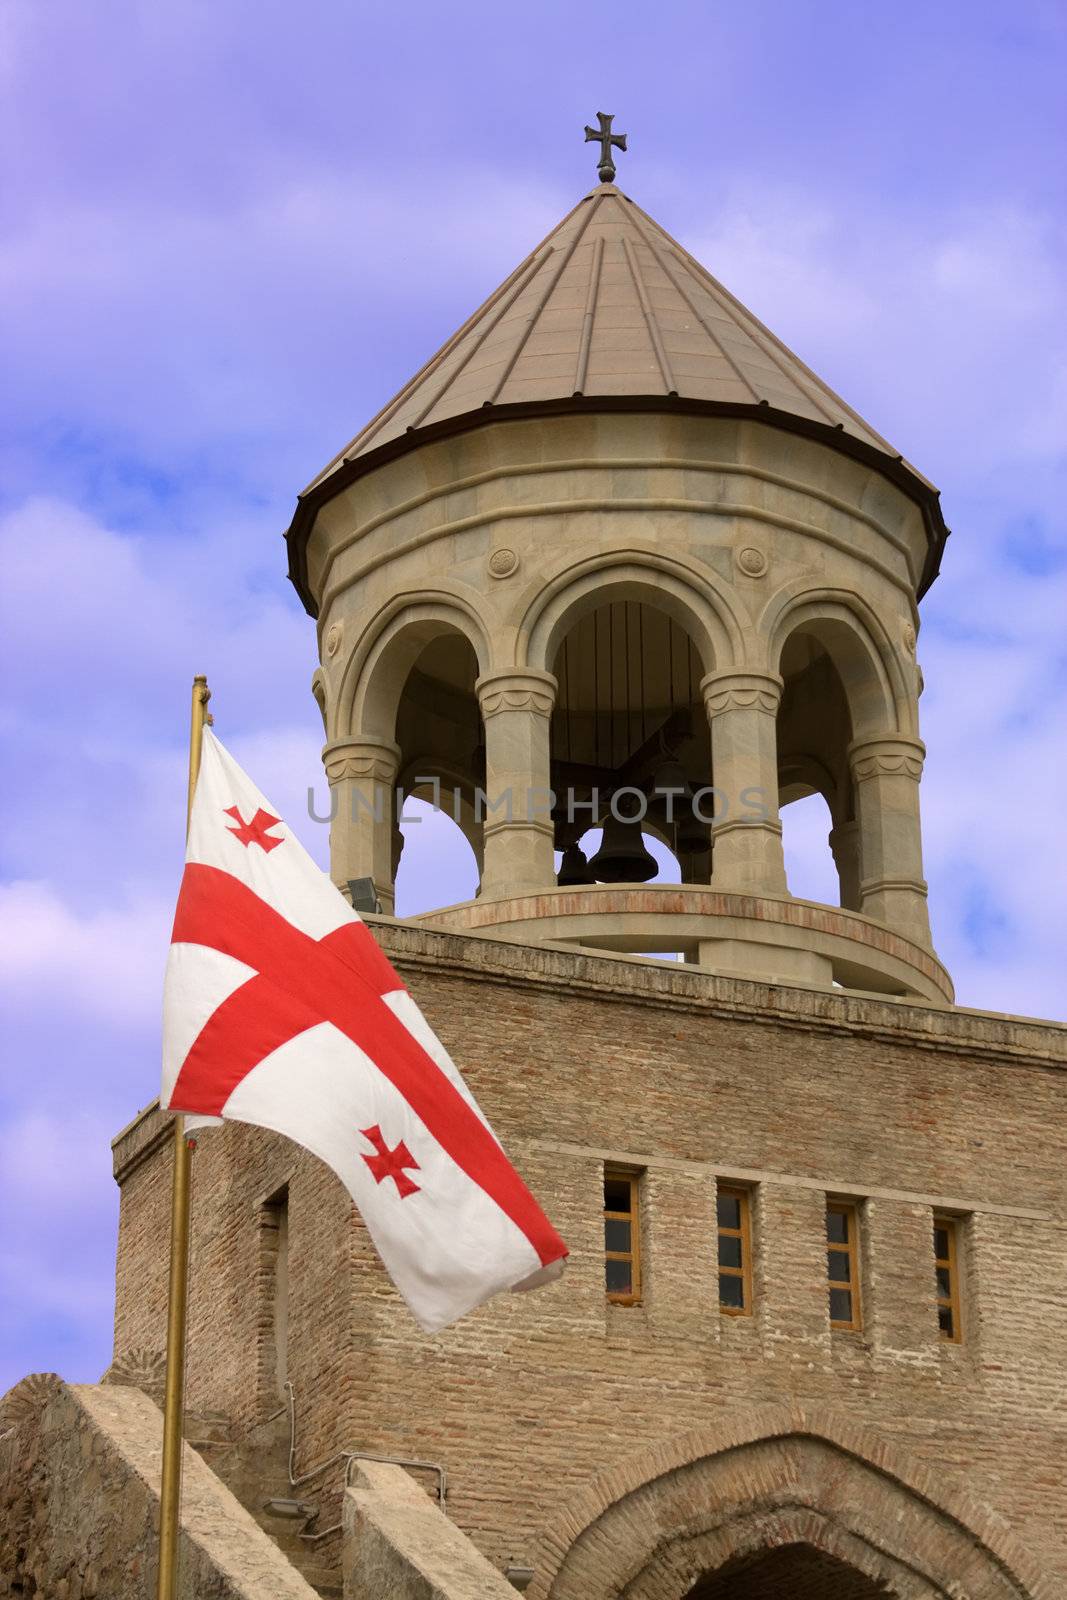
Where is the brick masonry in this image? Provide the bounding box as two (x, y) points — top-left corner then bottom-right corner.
(108, 923), (1067, 1594)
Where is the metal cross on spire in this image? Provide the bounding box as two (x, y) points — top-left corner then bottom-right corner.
(584, 112), (627, 184)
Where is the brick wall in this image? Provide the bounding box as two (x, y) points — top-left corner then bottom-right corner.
(111, 926), (1067, 1589)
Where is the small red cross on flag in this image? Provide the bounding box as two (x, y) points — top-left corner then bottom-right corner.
(224, 805), (284, 852)
(162, 728), (567, 1332)
(360, 1125), (420, 1198)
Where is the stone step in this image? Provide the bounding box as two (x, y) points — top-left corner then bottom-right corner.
(302, 1568), (342, 1595)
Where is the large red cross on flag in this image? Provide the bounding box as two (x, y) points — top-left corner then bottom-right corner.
(162, 728), (567, 1332)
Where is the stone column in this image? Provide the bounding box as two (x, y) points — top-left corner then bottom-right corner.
(828, 818), (862, 911)
(475, 670), (557, 900)
(848, 733), (930, 944)
(323, 736), (401, 914)
(701, 670), (787, 896)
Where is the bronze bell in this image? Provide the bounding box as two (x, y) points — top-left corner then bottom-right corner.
(651, 754), (692, 803)
(652, 754), (709, 858)
(557, 841), (595, 886)
(675, 805), (711, 856)
(587, 804), (658, 884)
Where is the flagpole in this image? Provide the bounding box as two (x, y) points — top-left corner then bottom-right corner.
(156, 673), (211, 1600)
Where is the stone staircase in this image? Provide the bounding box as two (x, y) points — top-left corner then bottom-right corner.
(186, 1408), (343, 1598)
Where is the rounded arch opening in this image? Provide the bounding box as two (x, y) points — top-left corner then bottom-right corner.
(391, 630), (484, 907)
(775, 627), (856, 909)
(779, 787), (840, 907)
(767, 595), (907, 743)
(533, 1409), (1044, 1600)
(342, 595), (491, 743)
(773, 606), (902, 913)
(523, 553), (741, 679)
(548, 597), (712, 890)
(686, 1541), (898, 1599)
(394, 795), (480, 916)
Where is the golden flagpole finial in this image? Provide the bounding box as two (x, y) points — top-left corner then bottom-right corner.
(156, 674), (212, 1600)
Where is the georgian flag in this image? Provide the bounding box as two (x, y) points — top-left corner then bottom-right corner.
(162, 728), (567, 1333)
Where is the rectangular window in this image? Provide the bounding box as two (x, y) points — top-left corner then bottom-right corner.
(826, 1201), (862, 1331)
(261, 1185), (289, 1396)
(716, 1186), (753, 1315)
(934, 1215), (963, 1343)
(604, 1170), (641, 1304)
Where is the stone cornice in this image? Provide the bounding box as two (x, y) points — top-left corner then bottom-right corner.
(285, 400), (948, 617)
(366, 916), (1065, 1070)
(111, 1102), (171, 1184)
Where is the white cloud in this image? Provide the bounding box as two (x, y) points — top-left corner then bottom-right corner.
(0, 170), (568, 461)
(683, 185), (1067, 476)
(0, 880), (170, 1029)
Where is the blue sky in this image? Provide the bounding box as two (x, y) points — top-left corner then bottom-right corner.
(1, 0), (1065, 1393)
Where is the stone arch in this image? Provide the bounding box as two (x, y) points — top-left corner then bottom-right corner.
(531, 1405), (1049, 1600)
(650, 1505), (942, 1597)
(762, 587), (913, 740)
(397, 755), (485, 874)
(520, 549), (744, 678)
(337, 588), (492, 742)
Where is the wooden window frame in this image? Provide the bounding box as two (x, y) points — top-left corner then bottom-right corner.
(826, 1201), (863, 1332)
(934, 1213), (963, 1344)
(716, 1185), (753, 1317)
(604, 1169), (641, 1306)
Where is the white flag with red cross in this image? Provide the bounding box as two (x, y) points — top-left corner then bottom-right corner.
(161, 727), (567, 1333)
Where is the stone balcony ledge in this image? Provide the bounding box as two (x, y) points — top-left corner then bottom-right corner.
(413, 883), (953, 1004)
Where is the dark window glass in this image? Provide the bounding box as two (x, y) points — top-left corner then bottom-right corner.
(605, 1218), (631, 1253)
(719, 1273), (744, 1309)
(829, 1287), (853, 1324)
(604, 1170), (641, 1303)
(934, 1214), (963, 1343)
(718, 1234), (743, 1269)
(606, 1257), (632, 1295)
(827, 1203), (861, 1329)
(826, 1210), (848, 1244)
(716, 1187), (753, 1315)
(827, 1250), (851, 1283)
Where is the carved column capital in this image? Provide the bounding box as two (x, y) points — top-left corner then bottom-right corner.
(848, 734), (926, 783)
(476, 669), (558, 720)
(322, 736), (402, 787)
(700, 670), (783, 720)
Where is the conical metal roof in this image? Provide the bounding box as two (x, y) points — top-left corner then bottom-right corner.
(286, 184), (947, 610)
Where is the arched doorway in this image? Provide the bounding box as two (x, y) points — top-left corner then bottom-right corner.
(687, 1542), (894, 1597)
(531, 1407), (1047, 1600)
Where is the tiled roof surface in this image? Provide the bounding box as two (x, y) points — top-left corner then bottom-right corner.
(306, 183), (908, 493)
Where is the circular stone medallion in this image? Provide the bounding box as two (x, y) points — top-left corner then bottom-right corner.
(488, 547), (519, 579)
(736, 546), (768, 577)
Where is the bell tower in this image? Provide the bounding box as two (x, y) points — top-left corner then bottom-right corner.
(61, 135), (1063, 1600)
(286, 173), (950, 1004)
